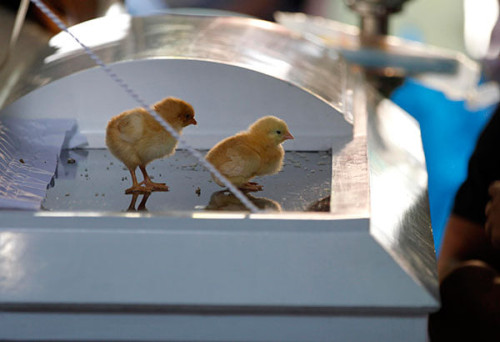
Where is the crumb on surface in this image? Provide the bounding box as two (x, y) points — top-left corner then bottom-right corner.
(19, 158), (25, 164)
(67, 158), (76, 164)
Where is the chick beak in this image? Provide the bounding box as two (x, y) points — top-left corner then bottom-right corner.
(189, 118), (197, 125)
(284, 132), (294, 140)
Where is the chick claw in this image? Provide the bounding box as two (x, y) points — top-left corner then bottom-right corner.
(143, 180), (169, 192)
(137, 178), (169, 192)
(149, 183), (169, 192)
(239, 182), (263, 192)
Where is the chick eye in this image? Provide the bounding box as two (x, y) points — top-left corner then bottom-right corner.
(276, 130), (282, 134)
(185, 114), (190, 119)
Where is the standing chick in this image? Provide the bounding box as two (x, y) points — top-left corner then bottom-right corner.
(106, 97), (196, 194)
(205, 116), (293, 192)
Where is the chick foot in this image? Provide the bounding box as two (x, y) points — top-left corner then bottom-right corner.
(239, 182), (263, 192)
(125, 168), (151, 194)
(125, 185), (151, 194)
(143, 180), (169, 192)
(139, 166), (169, 192)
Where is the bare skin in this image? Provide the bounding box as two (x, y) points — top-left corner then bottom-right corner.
(486, 180), (500, 248)
(438, 215), (493, 282)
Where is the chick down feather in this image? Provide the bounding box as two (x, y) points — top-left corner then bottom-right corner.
(205, 115), (293, 191)
(106, 97), (196, 193)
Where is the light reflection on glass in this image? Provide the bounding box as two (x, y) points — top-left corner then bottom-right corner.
(35, 211), (141, 218)
(191, 212), (247, 219)
(370, 98), (428, 244)
(242, 49), (292, 79)
(45, 15), (131, 64)
(371, 167), (427, 238)
(0, 232), (26, 292)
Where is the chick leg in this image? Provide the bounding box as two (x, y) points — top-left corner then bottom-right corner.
(139, 165), (169, 192)
(125, 167), (149, 194)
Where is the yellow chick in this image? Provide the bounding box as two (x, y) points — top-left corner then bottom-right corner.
(106, 97), (196, 194)
(205, 116), (293, 191)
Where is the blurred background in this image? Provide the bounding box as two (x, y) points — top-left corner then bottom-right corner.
(0, 0), (498, 254)
(0, 0), (474, 52)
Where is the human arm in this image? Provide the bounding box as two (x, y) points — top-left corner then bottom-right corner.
(438, 108), (500, 283)
(486, 180), (500, 248)
(437, 214), (492, 282)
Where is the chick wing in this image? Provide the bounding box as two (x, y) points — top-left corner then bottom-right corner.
(115, 110), (145, 144)
(219, 144), (261, 179)
(208, 139), (261, 187)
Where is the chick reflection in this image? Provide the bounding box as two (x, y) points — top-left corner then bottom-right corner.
(307, 196), (330, 212)
(205, 190), (281, 212)
(126, 192), (151, 212)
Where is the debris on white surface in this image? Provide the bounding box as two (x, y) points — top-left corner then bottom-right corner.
(0, 118), (86, 210)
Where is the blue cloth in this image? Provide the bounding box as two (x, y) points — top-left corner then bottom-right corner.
(391, 79), (495, 254)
